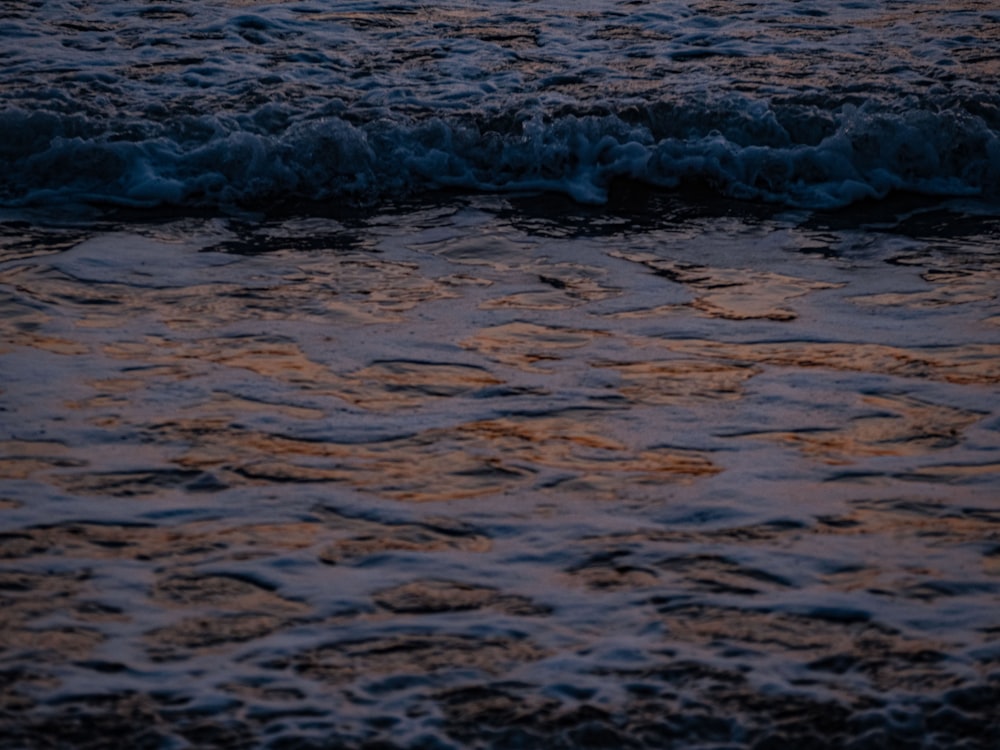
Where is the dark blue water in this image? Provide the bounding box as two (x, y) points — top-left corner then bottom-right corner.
(1, 3), (999, 748)
(1, 0), (999, 213)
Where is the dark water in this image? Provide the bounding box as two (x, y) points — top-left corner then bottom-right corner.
(2, 0), (999, 211)
(1, 2), (999, 749)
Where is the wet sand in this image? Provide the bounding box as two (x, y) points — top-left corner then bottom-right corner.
(1, 195), (998, 747)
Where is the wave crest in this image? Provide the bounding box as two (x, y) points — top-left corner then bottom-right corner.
(2, 98), (998, 212)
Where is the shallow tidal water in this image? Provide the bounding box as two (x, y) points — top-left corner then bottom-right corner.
(1, 194), (999, 748)
(2, 0), (1000, 747)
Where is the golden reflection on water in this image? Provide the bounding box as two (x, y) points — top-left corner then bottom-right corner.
(739, 393), (985, 464)
(850, 266), (1000, 310)
(462, 321), (609, 372)
(119, 410), (716, 502)
(594, 359), (758, 404)
(610, 250), (844, 320)
(1, 226), (997, 506)
(0, 216), (998, 745)
(662, 339), (1000, 386)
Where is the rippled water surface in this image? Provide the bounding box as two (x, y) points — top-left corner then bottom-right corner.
(3, 195), (998, 748)
(1, 1), (999, 748)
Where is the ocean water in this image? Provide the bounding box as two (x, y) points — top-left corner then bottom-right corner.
(1, 2), (999, 748)
(2, 0), (999, 211)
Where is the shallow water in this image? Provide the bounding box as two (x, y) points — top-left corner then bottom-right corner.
(2, 194), (999, 747)
(2, 1), (1000, 748)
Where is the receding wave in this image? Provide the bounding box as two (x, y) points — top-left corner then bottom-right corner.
(2, 98), (998, 212)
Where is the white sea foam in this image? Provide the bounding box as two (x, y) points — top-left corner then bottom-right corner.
(2, 1), (999, 213)
(3, 100), (998, 211)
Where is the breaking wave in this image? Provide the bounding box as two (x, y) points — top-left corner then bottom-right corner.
(3, 97), (998, 213)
